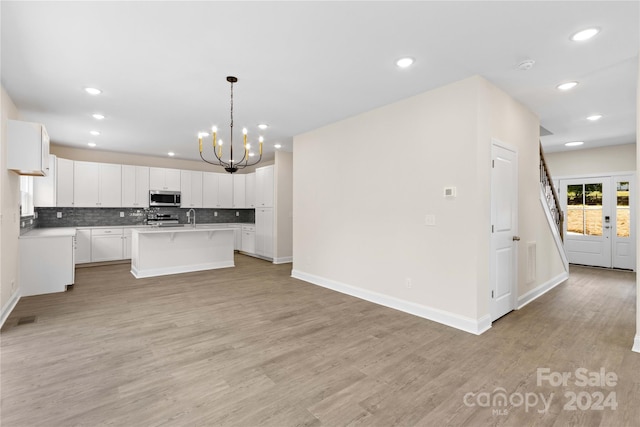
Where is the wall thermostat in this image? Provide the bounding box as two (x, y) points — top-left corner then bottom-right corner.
(444, 187), (457, 198)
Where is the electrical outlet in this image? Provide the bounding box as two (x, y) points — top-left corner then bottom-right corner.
(29, 219), (33, 224)
(120, 212), (125, 218)
(236, 211), (239, 217)
(214, 211), (218, 217)
(56, 212), (62, 219)
(21, 221), (25, 228)
(34, 211), (38, 219)
(405, 277), (412, 288)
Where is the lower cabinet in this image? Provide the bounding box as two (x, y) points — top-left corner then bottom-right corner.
(241, 225), (256, 254)
(20, 235), (74, 296)
(255, 208), (273, 259)
(123, 228), (133, 259)
(91, 228), (124, 262)
(75, 229), (92, 263)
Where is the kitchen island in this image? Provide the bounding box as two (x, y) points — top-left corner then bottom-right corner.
(131, 226), (235, 278)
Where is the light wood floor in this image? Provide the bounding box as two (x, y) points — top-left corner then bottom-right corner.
(1, 256), (638, 426)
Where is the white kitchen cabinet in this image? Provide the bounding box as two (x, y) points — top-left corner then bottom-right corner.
(123, 228), (133, 259)
(203, 172), (233, 208)
(74, 161), (122, 207)
(241, 224), (256, 254)
(149, 167), (181, 191)
(7, 119), (50, 176)
(20, 233), (74, 296)
(56, 157), (75, 207)
(33, 155), (57, 207)
(91, 228), (124, 262)
(255, 207), (273, 259)
(75, 229), (92, 264)
(180, 170), (203, 208)
(122, 165), (150, 208)
(246, 172), (256, 208)
(233, 174), (246, 208)
(255, 165), (274, 208)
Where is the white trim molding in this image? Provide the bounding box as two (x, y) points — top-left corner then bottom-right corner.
(633, 335), (640, 353)
(539, 186), (570, 272)
(291, 269), (491, 335)
(273, 256), (293, 264)
(518, 271), (569, 309)
(0, 289), (21, 329)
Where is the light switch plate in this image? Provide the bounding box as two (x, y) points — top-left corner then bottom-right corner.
(214, 212), (218, 217)
(425, 214), (436, 226)
(56, 212), (62, 218)
(120, 212), (125, 217)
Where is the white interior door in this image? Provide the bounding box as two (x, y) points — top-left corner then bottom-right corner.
(490, 142), (518, 321)
(561, 178), (612, 268)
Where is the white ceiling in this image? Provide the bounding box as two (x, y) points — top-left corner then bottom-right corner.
(1, 1), (638, 162)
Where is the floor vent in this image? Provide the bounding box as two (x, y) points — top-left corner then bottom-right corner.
(17, 316), (37, 325)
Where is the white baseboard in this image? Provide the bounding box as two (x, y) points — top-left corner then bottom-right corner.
(273, 256), (293, 264)
(291, 270), (491, 335)
(633, 335), (640, 353)
(0, 289), (21, 329)
(517, 271), (569, 309)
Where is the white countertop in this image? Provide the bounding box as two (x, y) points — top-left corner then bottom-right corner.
(133, 226), (236, 234)
(76, 223), (253, 230)
(20, 227), (77, 239)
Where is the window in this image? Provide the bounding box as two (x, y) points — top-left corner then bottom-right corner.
(616, 181), (630, 238)
(20, 176), (34, 217)
(566, 183), (602, 236)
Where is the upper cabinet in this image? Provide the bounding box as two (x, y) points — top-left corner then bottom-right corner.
(56, 157), (74, 207)
(122, 165), (150, 208)
(33, 155), (57, 207)
(149, 167), (180, 191)
(74, 161), (122, 207)
(255, 165), (274, 208)
(180, 170), (203, 208)
(202, 172), (233, 209)
(246, 172), (256, 208)
(233, 174), (246, 208)
(7, 120), (50, 176)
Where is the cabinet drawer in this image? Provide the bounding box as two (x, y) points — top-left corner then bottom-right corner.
(92, 228), (123, 236)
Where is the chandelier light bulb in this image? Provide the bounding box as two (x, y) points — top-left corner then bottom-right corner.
(218, 139), (223, 146)
(259, 136), (264, 143)
(211, 126), (217, 133)
(242, 128), (248, 135)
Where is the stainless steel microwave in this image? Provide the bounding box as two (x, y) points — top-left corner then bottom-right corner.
(149, 191), (181, 207)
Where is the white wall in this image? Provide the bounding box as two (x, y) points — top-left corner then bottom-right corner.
(635, 54), (640, 353)
(274, 151), (293, 262)
(293, 76), (566, 334)
(1, 86), (22, 324)
(545, 144), (636, 177)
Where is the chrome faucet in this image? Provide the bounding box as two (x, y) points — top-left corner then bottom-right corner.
(187, 208), (196, 228)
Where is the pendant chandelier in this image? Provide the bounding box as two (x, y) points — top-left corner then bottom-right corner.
(198, 76), (263, 174)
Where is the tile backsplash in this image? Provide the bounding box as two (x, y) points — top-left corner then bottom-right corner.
(35, 207), (255, 228)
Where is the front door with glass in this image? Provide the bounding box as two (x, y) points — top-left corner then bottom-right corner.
(560, 175), (635, 270)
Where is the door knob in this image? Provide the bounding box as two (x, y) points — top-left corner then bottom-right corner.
(512, 236), (521, 241)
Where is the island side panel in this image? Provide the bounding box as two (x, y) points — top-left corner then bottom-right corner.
(131, 228), (235, 278)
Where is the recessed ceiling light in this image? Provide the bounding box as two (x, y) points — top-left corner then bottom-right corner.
(586, 114), (602, 121)
(564, 141), (584, 147)
(258, 124), (269, 130)
(198, 131), (209, 137)
(89, 130), (100, 136)
(274, 144), (282, 149)
(168, 152), (175, 157)
(92, 113), (105, 120)
(87, 142), (96, 147)
(557, 81), (578, 91)
(84, 87), (102, 95)
(396, 57), (414, 68)
(249, 152), (255, 157)
(571, 28), (600, 42)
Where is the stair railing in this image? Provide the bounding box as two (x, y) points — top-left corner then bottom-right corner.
(540, 143), (564, 241)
